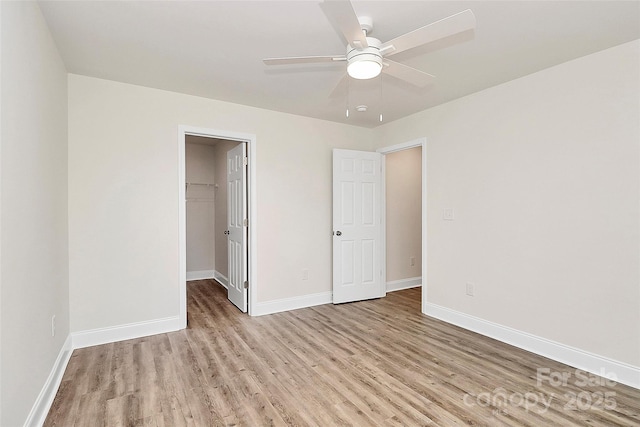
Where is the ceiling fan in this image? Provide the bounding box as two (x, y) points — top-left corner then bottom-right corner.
(263, 0), (476, 88)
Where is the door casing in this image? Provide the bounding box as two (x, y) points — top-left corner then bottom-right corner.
(178, 125), (257, 326)
(377, 137), (427, 312)
(330, 138), (426, 309)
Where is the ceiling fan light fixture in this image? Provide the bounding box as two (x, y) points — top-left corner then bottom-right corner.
(347, 55), (382, 79)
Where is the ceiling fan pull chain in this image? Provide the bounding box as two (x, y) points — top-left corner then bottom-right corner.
(346, 73), (351, 118)
(379, 74), (383, 122)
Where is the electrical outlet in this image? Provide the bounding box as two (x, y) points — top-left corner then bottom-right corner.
(466, 282), (474, 296)
(51, 315), (56, 337)
(302, 269), (309, 280)
(410, 256), (415, 267)
(443, 208), (455, 221)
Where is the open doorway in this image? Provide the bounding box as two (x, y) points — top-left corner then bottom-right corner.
(378, 138), (427, 310)
(331, 139), (426, 310)
(185, 136), (240, 284)
(178, 126), (257, 327)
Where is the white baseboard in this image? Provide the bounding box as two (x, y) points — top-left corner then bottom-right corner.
(24, 335), (73, 427)
(186, 269), (215, 281)
(213, 270), (229, 289)
(423, 302), (640, 390)
(386, 277), (422, 293)
(71, 316), (182, 349)
(252, 291), (332, 316)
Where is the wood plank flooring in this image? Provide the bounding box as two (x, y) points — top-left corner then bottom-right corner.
(45, 280), (640, 426)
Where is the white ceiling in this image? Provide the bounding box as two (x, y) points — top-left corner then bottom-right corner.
(39, 0), (640, 128)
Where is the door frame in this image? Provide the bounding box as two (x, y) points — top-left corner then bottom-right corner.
(178, 125), (257, 326)
(376, 137), (427, 312)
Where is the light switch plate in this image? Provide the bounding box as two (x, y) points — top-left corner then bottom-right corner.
(466, 282), (474, 296)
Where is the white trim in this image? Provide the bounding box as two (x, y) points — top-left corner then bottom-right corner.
(424, 303), (640, 390)
(213, 270), (229, 288)
(377, 137), (427, 310)
(377, 138), (426, 154)
(178, 129), (187, 329)
(24, 335), (73, 427)
(178, 125), (258, 319)
(252, 292), (332, 317)
(71, 316), (182, 349)
(247, 132), (258, 316)
(186, 269), (215, 281)
(386, 277), (422, 292)
(380, 154), (387, 296)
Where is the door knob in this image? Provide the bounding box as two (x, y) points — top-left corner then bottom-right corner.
(335, 231), (342, 236)
(224, 230), (230, 235)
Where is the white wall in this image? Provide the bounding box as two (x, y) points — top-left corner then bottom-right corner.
(385, 147), (422, 283)
(68, 74), (373, 332)
(185, 140), (216, 275)
(373, 40), (640, 367)
(0, 2), (70, 425)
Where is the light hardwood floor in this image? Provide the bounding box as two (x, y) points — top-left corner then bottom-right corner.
(45, 280), (640, 426)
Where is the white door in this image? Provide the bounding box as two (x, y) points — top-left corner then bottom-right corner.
(227, 143), (248, 312)
(332, 149), (384, 304)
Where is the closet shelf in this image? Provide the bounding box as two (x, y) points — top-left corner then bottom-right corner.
(186, 182), (217, 188)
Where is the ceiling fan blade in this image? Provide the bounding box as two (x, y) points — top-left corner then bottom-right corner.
(382, 60), (435, 87)
(263, 55), (346, 66)
(328, 75), (349, 99)
(381, 9), (476, 57)
(320, 0), (368, 49)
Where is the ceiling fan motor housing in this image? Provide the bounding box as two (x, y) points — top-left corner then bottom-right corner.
(346, 37), (383, 79)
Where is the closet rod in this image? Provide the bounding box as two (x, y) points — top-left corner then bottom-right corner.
(186, 198), (215, 203)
